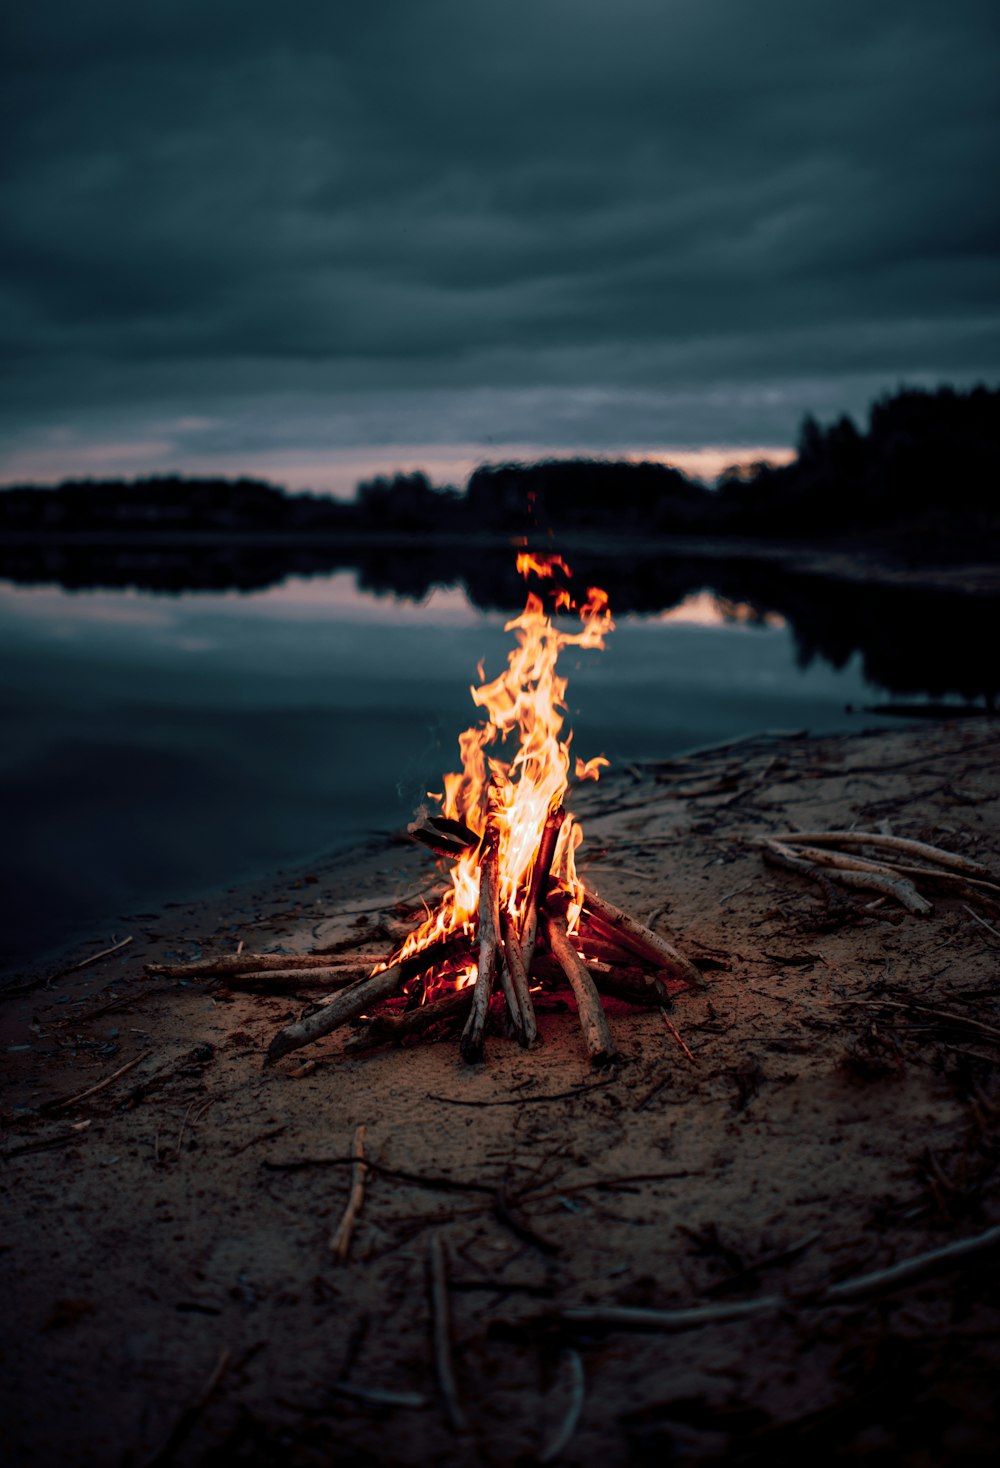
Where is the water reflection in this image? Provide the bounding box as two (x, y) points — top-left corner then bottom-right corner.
(0, 547), (994, 973)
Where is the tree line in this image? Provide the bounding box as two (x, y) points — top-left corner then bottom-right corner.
(1, 385), (996, 552)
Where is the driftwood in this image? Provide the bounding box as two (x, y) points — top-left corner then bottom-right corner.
(560, 1220), (1000, 1335)
(544, 910), (619, 1067)
(461, 818), (500, 1063)
(761, 838), (932, 915)
(772, 830), (995, 882)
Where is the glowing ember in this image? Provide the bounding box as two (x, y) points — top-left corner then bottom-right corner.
(387, 554), (613, 995)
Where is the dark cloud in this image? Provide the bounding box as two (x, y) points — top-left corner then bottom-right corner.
(1, 0), (997, 481)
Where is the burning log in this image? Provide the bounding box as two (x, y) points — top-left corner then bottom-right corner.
(500, 913), (539, 1047)
(544, 907), (619, 1067)
(520, 805), (565, 977)
(460, 817), (501, 1063)
(581, 887), (706, 989)
(265, 936), (471, 1066)
(344, 988), (473, 1051)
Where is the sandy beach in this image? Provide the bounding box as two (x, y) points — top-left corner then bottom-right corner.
(3, 717), (999, 1466)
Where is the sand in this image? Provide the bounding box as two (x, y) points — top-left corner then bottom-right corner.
(2, 718), (999, 1466)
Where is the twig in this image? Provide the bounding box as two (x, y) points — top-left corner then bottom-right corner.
(62, 935), (134, 974)
(494, 1187), (560, 1256)
(824, 1221), (1000, 1301)
(964, 904), (1000, 942)
(139, 1344), (231, 1468)
(329, 1381), (428, 1410)
(846, 997), (1000, 1046)
(560, 1221), (1000, 1334)
(330, 1124), (368, 1261)
(429, 1233), (467, 1434)
(660, 1011), (696, 1063)
(145, 952), (383, 979)
(41, 1048), (153, 1114)
(540, 1349), (585, 1463)
(232, 1124), (287, 1155)
(545, 910), (619, 1067)
(760, 839), (932, 915)
(771, 830), (995, 881)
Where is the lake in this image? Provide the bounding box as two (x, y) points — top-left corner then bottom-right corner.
(0, 555), (987, 973)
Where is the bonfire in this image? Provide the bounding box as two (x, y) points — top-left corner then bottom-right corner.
(259, 552), (703, 1067)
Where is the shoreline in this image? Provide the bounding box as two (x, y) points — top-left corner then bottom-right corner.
(3, 717), (999, 1464)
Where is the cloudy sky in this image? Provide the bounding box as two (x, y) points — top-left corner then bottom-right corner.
(2, 0), (997, 493)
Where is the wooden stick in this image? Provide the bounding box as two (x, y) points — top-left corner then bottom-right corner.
(429, 1233), (467, 1434)
(330, 1124), (367, 1261)
(139, 1344), (231, 1468)
(329, 1381), (428, 1409)
(223, 964), (377, 991)
(581, 887), (705, 988)
(571, 925), (640, 967)
(265, 939), (470, 1064)
(544, 911), (619, 1067)
(43, 1048), (153, 1113)
(461, 821), (500, 1064)
(500, 914), (539, 1047)
(265, 968), (407, 1066)
(146, 952), (384, 978)
(540, 1349), (586, 1464)
(762, 840), (932, 915)
(560, 1221), (1000, 1334)
(62, 935), (134, 974)
(771, 830), (995, 881)
(345, 988), (473, 1050)
(520, 805), (565, 973)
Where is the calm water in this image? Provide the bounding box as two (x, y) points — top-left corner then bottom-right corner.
(1, 571), (880, 971)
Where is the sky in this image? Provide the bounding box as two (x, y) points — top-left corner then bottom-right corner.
(1, 0), (998, 494)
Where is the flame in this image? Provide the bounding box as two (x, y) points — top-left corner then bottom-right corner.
(388, 554), (613, 990)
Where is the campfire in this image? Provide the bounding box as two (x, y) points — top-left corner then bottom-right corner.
(259, 552), (703, 1068)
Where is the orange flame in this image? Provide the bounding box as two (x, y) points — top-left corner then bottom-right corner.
(389, 555), (613, 986)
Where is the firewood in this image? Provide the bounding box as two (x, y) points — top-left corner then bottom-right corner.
(145, 952), (383, 979)
(461, 819), (500, 1063)
(581, 887), (705, 989)
(520, 805), (565, 975)
(572, 922), (649, 967)
(222, 965), (376, 991)
(500, 913), (539, 1047)
(344, 988), (473, 1050)
(265, 968), (408, 1065)
(544, 910), (619, 1067)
